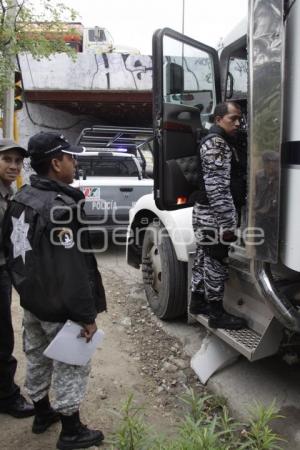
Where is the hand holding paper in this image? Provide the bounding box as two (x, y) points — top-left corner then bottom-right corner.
(79, 322), (98, 342)
(43, 320), (104, 366)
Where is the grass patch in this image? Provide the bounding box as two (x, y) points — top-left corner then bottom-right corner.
(108, 389), (285, 449)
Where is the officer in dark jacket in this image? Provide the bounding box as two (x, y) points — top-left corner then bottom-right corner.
(0, 139), (34, 419)
(3, 132), (106, 449)
(190, 102), (247, 330)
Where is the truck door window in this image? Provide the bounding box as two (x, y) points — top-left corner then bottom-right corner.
(163, 35), (216, 127)
(226, 57), (248, 100)
(152, 27), (220, 210)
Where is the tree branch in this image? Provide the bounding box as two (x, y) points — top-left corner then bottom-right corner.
(0, 0), (7, 28)
(15, 0), (24, 22)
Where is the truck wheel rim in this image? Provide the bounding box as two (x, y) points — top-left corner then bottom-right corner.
(146, 244), (162, 293)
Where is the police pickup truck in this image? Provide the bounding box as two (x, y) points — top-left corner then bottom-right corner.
(73, 126), (153, 236)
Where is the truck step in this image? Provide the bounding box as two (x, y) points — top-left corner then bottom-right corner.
(193, 313), (282, 361)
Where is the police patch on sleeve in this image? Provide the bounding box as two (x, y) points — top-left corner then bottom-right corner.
(57, 228), (75, 249)
(214, 151), (224, 167)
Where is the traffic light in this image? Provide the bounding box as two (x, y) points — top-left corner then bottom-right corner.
(14, 71), (23, 111)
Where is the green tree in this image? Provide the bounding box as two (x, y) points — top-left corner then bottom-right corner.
(0, 0), (78, 108)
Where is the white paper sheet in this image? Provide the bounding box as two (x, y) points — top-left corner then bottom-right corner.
(43, 320), (104, 366)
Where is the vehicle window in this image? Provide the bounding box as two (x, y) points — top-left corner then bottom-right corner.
(65, 41), (82, 52)
(88, 29), (106, 42)
(162, 36), (216, 127)
(227, 57), (248, 100)
(77, 156), (139, 177)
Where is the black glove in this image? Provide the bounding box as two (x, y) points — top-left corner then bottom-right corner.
(207, 243), (229, 263)
(221, 230), (237, 243)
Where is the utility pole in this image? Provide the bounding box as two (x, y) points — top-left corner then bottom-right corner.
(2, 0), (18, 139)
(182, 0), (185, 35)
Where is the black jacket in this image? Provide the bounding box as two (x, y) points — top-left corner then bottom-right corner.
(3, 175), (106, 323)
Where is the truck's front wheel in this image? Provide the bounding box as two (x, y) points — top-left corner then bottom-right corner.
(142, 222), (187, 319)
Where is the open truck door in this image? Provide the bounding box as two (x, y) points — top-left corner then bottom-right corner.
(152, 28), (221, 211)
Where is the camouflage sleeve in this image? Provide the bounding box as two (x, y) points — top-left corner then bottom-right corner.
(200, 136), (237, 230)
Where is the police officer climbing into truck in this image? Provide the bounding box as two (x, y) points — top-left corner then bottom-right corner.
(3, 132), (106, 449)
(190, 102), (247, 330)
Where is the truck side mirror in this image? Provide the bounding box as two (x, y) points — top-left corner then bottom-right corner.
(166, 62), (184, 95)
(225, 72), (234, 99)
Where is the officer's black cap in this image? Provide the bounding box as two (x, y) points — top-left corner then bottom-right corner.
(28, 132), (84, 161)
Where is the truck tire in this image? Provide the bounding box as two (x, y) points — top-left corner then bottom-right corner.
(142, 222), (187, 319)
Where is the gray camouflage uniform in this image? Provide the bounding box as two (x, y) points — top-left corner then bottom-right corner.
(191, 134), (237, 303)
(23, 310), (90, 415)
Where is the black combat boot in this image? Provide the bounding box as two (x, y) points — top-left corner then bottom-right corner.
(56, 411), (104, 450)
(208, 301), (247, 330)
(32, 395), (60, 434)
(189, 292), (210, 315)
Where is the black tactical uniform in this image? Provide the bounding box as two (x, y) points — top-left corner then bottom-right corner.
(5, 175), (106, 324)
(190, 124), (247, 329)
(3, 174), (106, 418)
(4, 131), (106, 448)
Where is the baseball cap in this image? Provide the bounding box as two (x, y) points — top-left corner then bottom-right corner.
(0, 138), (28, 157)
(28, 132), (84, 161)
(262, 150), (279, 162)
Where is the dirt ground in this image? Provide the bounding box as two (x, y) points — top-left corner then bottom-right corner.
(0, 244), (203, 449)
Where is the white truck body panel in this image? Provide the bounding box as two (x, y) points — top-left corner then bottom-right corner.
(280, 0), (300, 271)
(129, 194), (195, 262)
(82, 26), (140, 55)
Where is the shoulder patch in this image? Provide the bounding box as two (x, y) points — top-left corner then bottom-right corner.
(214, 151), (225, 167)
(56, 228), (75, 249)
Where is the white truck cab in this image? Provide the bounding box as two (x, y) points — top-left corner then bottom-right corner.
(83, 26), (140, 55)
(83, 27), (114, 53)
(126, 0), (300, 382)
